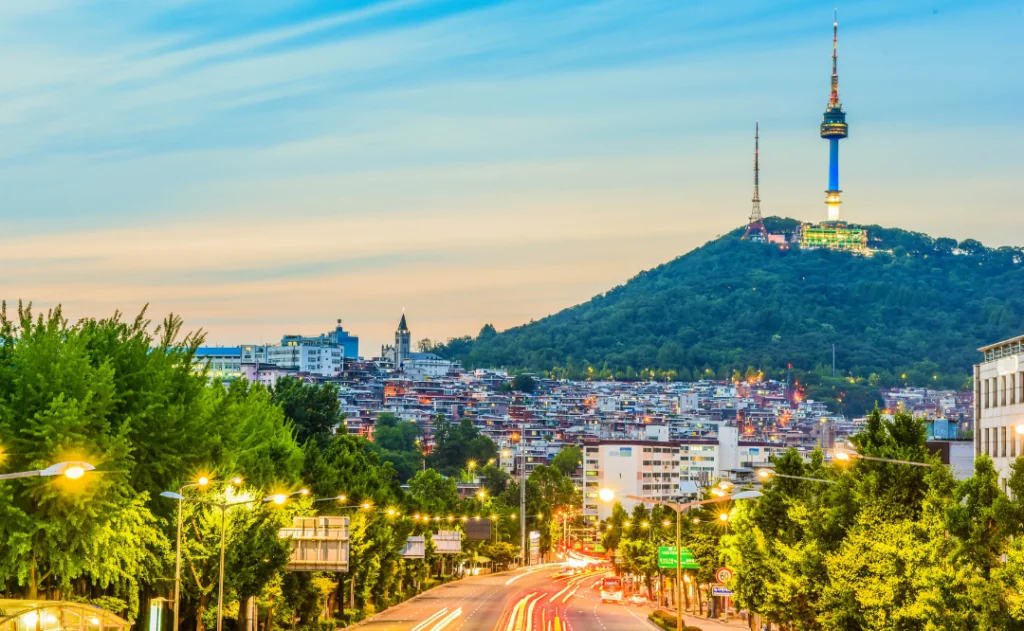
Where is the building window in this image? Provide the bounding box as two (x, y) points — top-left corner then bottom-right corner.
(985, 380), (990, 408)
(1003, 377), (1008, 407)
(985, 428), (990, 456)
(1003, 426), (1008, 458)
(1013, 374), (1018, 405)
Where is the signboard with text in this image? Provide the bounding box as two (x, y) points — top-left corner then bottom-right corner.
(657, 546), (699, 569)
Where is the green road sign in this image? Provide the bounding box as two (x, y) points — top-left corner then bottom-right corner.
(658, 546), (699, 569)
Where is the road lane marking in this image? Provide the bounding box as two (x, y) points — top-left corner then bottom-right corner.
(524, 594), (541, 631)
(410, 608), (449, 631)
(561, 587), (579, 604)
(624, 607), (662, 631)
(504, 593), (536, 631)
(548, 585), (573, 603)
(427, 607), (463, 631)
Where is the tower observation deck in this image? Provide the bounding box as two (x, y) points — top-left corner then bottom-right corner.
(821, 10), (848, 222)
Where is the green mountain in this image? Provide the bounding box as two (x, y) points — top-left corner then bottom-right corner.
(433, 219), (1024, 413)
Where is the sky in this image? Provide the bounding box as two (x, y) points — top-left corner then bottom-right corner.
(0, 0), (1021, 353)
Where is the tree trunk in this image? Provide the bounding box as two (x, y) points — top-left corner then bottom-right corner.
(264, 595), (274, 631)
(196, 594), (209, 631)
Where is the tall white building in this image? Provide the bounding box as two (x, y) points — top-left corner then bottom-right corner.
(583, 440), (681, 522)
(266, 344), (343, 377)
(975, 335), (1024, 487)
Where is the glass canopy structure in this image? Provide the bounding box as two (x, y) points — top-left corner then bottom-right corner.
(0, 600), (129, 631)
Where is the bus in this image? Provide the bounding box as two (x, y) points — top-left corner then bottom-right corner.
(600, 577), (623, 603)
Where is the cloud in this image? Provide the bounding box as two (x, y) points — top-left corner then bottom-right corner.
(0, 0), (1018, 350)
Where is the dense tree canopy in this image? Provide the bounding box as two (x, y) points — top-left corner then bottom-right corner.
(0, 304), (544, 631)
(434, 220), (1023, 409)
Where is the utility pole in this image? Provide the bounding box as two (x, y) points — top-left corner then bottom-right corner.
(520, 426), (527, 567)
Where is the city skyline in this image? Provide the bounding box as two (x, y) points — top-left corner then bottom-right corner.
(0, 0), (1020, 351)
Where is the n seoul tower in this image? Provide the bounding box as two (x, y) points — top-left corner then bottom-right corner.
(820, 9), (848, 222)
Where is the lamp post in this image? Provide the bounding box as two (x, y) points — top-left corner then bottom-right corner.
(161, 488), (306, 631)
(624, 491), (763, 631)
(833, 449), (934, 467)
(0, 460), (95, 481)
(756, 469), (837, 484)
(517, 427), (527, 567)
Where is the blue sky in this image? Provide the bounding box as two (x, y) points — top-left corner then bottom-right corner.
(0, 0), (1020, 351)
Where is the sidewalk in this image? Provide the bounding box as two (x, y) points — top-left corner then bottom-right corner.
(654, 607), (749, 630)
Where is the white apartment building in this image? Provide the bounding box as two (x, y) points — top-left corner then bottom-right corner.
(402, 353), (454, 379)
(266, 344), (343, 378)
(975, 335), (1024, 487)
(583, 440), (682, 522)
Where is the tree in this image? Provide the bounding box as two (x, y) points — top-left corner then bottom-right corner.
(407, 469), (458, 517)
(370, 413), (424, 482)
(272, 377), (342, 445)
(511, 374), (537, 393)
(426, 416), (498, 477)
(551, 446), (582, 476)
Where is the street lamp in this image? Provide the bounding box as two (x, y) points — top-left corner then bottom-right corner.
(833, 449), (933, 468)
(161, 488), (289, 631)
(626, 490), (762, 631)
(0, 460), (96, 481)
(756, 469), (837, 484)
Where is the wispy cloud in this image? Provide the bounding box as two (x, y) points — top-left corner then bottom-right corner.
(0, 0), (1019, 349)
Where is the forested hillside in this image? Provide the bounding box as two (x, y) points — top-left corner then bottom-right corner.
(433, 218), (1024, 408)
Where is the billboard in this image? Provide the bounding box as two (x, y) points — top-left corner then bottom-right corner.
(529, 531), (540, 565)
(433, 530), (462, 555)
(465, 519), (492, 541)
(279, 516), (349, 572)
(401, 536), (426, 559)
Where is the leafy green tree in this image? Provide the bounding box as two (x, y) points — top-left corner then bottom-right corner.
(511, 374), (537, 393)
(551, 446), (582, 476)
(272, 377), (342, 445)
(369, 413), (424, 482)
(426, 416), (498, 477)
(407, 469), (458, 517)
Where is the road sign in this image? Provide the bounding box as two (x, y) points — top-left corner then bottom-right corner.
(711, 586), (734, 597)
(715, 567), (734, 583)
(657, 546), (699, 569)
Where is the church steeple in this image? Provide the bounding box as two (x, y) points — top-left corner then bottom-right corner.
(395, 312), (411, 369)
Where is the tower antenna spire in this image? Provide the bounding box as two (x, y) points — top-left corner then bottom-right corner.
(830, 9), (840, 106)
(751, 121), (761, 215)
(743, 121), (767, 241)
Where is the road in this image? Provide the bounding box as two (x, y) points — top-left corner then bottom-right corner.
(359, 565), (664, 631)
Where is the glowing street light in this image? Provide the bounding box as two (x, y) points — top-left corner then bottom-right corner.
(598, 488), (616, 503)
(833, 449), (933, 468)
(0, 461), (97, 481)
(756, 469), (836, 484)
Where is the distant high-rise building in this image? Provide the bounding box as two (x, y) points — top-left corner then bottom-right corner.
(282, 319), (360, 359)
(975, 334), (1024, 488)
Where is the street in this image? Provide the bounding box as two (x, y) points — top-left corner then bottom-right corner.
(359, 565), (665, 631)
